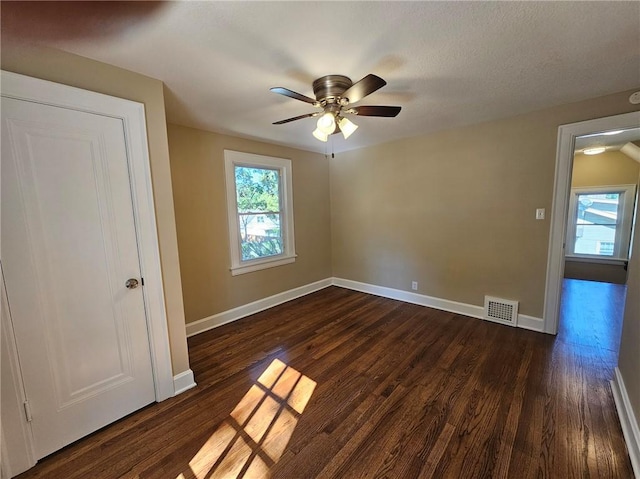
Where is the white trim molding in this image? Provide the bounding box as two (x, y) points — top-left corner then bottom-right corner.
(173, 370), (197, 396)
(517, 314), (546, 332)
(544, 111), (640, 335)
(1, 71), (176, 475)
(1, 70), (175, 401)
(1, 264), (37, 477)
(333, 277), (485, 319)
(333, 278), (545, 332)
(565, 184), (636, 261)
(186, 278), (333, 337)
(187, 277), (544, 338)
(223, 150), (296, 276)
(611, 367), (640, 478)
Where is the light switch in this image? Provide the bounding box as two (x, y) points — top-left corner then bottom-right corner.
(536, 208), (545, 220)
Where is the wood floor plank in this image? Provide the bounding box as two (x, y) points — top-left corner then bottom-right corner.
(16, 282), (634, 479)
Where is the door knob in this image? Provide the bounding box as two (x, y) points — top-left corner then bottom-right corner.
(125, 278), (139, 289)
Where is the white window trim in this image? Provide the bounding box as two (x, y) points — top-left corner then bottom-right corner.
(224, 150), (296, 276)
(565, 184), (636, 262)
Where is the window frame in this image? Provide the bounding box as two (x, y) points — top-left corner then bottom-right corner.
(224, 150), (296, 276)
(565, 184), (636, 262)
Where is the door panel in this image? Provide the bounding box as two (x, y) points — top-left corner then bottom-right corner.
(1, 97), (156, 459)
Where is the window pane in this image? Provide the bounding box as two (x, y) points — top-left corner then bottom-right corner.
(573, 193), (620, 256)
(235, 166), (280, 214)
(225, 151), (295, 275)
(573, 225), (616, 256)
(239, 214), (282, 261)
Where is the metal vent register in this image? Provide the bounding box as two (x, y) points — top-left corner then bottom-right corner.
(483, 296), (518, 326)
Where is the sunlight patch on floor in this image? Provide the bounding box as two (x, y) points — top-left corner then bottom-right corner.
(177, 358), (316, 479)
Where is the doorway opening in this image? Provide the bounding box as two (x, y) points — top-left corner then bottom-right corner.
(565, 129), (639, 285)
(544, 111), (640, 335)
(557, 126), (639, 350)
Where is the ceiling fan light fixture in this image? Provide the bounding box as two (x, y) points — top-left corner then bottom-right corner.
(338, 116), (358, 139)
(271, 73), (401, 144)
(583, 146), (606, 155)
(316, 112), (336, 135)
(312, 128), (328, 142)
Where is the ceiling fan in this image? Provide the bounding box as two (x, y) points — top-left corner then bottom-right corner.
(271, 74), (401, 142)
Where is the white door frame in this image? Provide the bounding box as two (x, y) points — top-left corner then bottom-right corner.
(543, 110), (640, 334)
(1, 71), (174, 474)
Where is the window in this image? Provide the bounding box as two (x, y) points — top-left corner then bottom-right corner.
(566, 185), (636, 261)
(224, 150), (296, 275)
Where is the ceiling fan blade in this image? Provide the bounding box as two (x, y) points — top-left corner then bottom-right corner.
(273, 112), (318, 125)
(270, 87), (317, 105)
(342, 74), (387, 104)
(350, 105), (401, 117)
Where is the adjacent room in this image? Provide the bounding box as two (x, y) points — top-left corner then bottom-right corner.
(2, 2), (639, 478)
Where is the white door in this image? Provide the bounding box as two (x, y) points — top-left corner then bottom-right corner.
(1, 96), (156, 459)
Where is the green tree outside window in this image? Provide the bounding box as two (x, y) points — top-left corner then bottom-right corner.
(235, 166), (283, 260)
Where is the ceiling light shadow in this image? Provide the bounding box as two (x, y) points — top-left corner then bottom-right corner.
(371, 55), (407, 75)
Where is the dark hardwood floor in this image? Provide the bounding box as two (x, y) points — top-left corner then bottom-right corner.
(16, 280), (633, 478)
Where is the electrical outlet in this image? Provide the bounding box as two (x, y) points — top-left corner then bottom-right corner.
(411, 281), (418, 291)
(536, 208), (545, 220)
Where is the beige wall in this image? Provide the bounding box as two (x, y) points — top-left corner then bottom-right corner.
(331, 90), (640, 318)
(1, 45), (190, 375)
(563, 261), (627, 284)
(571, 150), (640, 188)
(167, 124), (332, 323)
(3, 43), (636, 363)
(618, 167), (640, 434)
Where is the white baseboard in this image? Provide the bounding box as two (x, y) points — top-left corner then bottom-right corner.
(517, 314), (546, 332)
(173, 369), (197, 396)
(333, 277), (485, 318)
(185, 277), (544, 339)
(332, 277), (545, 332)
(185, 278), (333, 337)
(612, 367), (640, 478)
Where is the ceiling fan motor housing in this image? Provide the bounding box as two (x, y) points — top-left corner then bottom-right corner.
(313, 75), (353, 103)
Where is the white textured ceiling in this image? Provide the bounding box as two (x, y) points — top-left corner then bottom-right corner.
(4, 1), (640, 153)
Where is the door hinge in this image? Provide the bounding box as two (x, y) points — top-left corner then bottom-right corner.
(23, 400), (33, 422)
(141, 277), (145, 286)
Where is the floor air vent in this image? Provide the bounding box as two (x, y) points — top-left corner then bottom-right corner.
(483, 296), (518, 326)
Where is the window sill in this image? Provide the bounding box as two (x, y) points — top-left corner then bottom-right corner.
(230, 254), (297, 276)
(565, 255), (627, 266)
